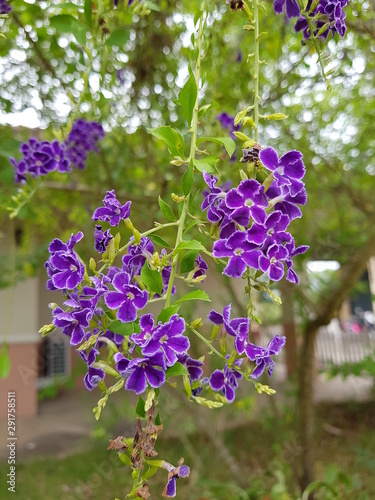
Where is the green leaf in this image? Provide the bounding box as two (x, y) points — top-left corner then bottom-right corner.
(50, 15), (86, 45)
(155, 413), (162, 425)
(158, 196), (176, 221)
(148, 234), (172, 249)
(141, 263), (163, 295)
(197, 136), (236, 158)
(147, 126), (185, 158)
(178, 72), (197, 126)
(108, 320), (140, 336)
(157, 305), (180, 323)
(182, 160), (194, 196)
(106, 29), (130, 47)
(194, 156), (219, 174)
(199, 101), (220, 117)
(136, 396), (146, 417)
(174, 239), (206, 254)
(165, 362), (189, 378)
(0, 346), (10, 379)
(84, 0), (92, 28)
(174, 290), (211, 305)
(180, 250), (198, 274)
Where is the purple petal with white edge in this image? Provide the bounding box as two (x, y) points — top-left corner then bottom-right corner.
(125, 367), (148, 394)
(268, 335), (286, 355)
(148, 351), (167, 370)
(104, 291), (126, 310)
(226, 230), (247, 249)
(112, 272), (131, 291)
(141, 339), (160, 357)
(208, 310), (224, 325)
(259, 147), (279, 171)
(238, 179), (262, 200)
(139, 313), (154, 332)
(247, 224), (267, 245)
(283, 158), (305, 181)
(242, 249), (262, 269)
(249, 205), (267, 225)
(212, 239), (232, 258)
(230, 206), (250, 227)
(244, 343), (264, 361)
(133, 289), (149, 309)
(224, 256), (247, 278)
(223, 384), (235, 402)
(251, 359), (266, 379)
(259, 255), (270, 273)
(269, 262), (285, 281)
(117, 299), (137, 323)
(222, 304), (232, 324)
(167, 315), (186, 336)
(144, 365), (166, 388)
(168, 335), (190, 354)
(279, 150), (303, 168)
(266, 357), (276, 376)
(275, 201), (302, 220)
(225, 188), (244, 209)
(163, 345), (179, 366)
(70, 325), (85, 345)
(165, 477), (177, 497)
(209, 369), (225, 390)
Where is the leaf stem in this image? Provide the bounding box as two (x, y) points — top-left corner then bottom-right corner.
(189, 327), (226, 360)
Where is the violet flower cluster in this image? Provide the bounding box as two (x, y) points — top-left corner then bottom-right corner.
(11, 119), (104, 184)
(0, 0), (12, 14)
(202, 146), (308, 283)
(44, 190), (205, 397)
(273, 0), (349, 39)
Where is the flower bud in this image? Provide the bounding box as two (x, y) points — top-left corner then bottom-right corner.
(262, 113), (288, 121)
(190, 318), (203, 329)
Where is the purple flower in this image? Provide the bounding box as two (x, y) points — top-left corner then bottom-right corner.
(208, 304), (250, 354)
(64, 119), (104, 170)
(266, 182), (307, 221)
(245, 335), (286, 378)
(192, 254), (208, 281)
(212, 231), (262, 278)
(225, 179), (268, 226)
(216, 112), (240, 141)
(84, 366), (105, 391)
(201, 172), (232, 226)
(141, 315), (190, 367)
(259, 243), (288, 281)
(295, 0), (348, 40)
(11, 139), (70, 184)
(52, 307), (92, 345)
(209, 362), (242, 403)
(104, 272), (148, 322)
(45, 232), (85, 291)
(247, 210), (291, 247)
(122, 237), (154, 277)
(130, 313), (156, 349)
(93, 190), (131, 227)
(114, 352), (166, 395)
(259, 147), (305, 197)
(273, 0), (300, 18)
(162, 459), (190, 498)
(177, 354), (204, 381)
(0, 0), (12, 14)
(94, 225), (113, 254)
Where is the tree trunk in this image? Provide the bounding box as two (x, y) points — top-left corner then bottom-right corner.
(298, 321), (319, 493)
(280, 279), (298, 377)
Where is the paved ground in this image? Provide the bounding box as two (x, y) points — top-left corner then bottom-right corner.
(0, 365), (373, 464)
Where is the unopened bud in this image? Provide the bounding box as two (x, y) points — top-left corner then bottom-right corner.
(89, 258), (97, 272)
(190, 318), (203, 329)
(262, 113), (288, 121)
(114, 232), (121, 249)
(233, 131), (251, 142)
(39, 324), (55, 337)
(239, 169), (248, 181)
(242, 117), (255, 127)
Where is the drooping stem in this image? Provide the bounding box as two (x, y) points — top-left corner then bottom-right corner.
(165, 9), (205, 308)
(253, 0), (260, 142)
